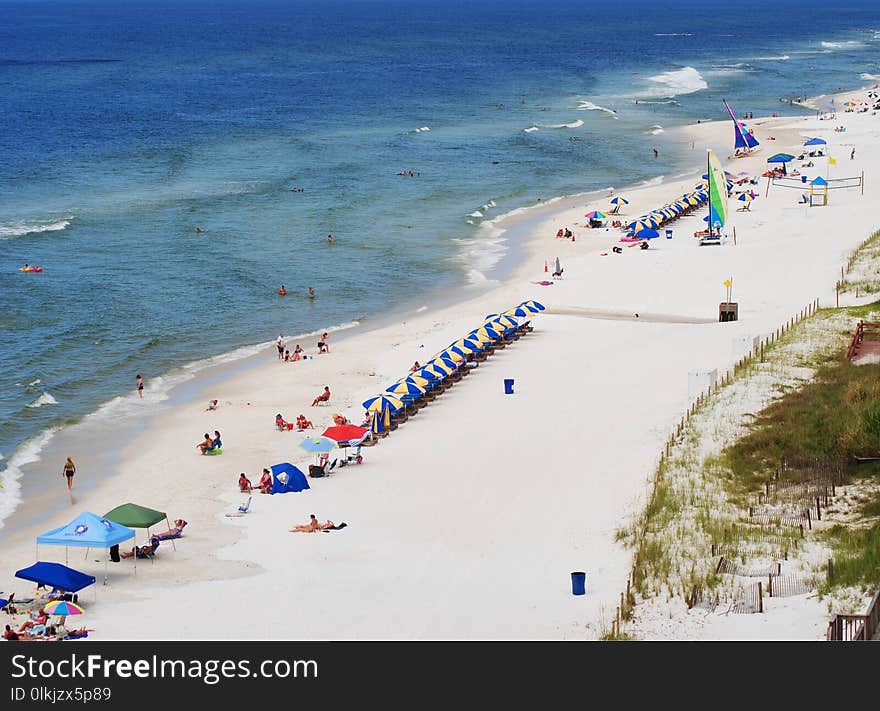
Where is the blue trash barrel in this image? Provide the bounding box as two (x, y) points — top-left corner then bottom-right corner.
(665, 229), (673, 239)
(801, 175), (807, 183)
(571, 571), (586, 595)
(503, 378), (514, 394)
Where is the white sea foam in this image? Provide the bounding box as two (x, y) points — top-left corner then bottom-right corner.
(451, 221), (508, 287)
(646, 125), (664, 135)
(27, 379), (41, 387)
(468, 210), (484, 218)
(821, 41), (862, 49)
(636, 99), (680, 106)
(0, 428), (59, 529)
(639, 176), (665, 188)
(645, 66), (707, 98)
(416, 306), (428, 313)
(860, 73), (879, 81)
(465, 219), (474, 225)
(523, 126), (539, 133)
(0, 217), (72, 239)
(576, 101), (618, 118)
(27, 392), (58, 409)
(413, 126), (431, 132)
(541, 119), (585, 129)
(653, 33), (693, 37)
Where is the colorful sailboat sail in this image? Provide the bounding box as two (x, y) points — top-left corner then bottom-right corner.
(723, 99), (759, 153)
(707, 150), (728, 232)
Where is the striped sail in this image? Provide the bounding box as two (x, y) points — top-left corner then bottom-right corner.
(707, 151), (728, 230)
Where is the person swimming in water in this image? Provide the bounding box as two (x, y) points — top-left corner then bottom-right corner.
(308, 287), (315, 299)
(278, 285), (287, 296)
(326, 234), (334, 243)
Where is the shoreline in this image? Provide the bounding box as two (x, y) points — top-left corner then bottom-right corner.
(2, 80), (879, 639)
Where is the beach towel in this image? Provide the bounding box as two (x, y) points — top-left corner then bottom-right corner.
(322, 522), (348, 532)
(65, 630), (89, 640)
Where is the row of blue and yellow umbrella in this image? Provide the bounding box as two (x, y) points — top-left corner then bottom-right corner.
(362, 300), (546, 424)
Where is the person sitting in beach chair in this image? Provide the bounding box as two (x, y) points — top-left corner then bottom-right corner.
(258, 468), (273, 494)
(798, 193), (809, 204)
(296, 414), (313, 430)
(155, 519), (188, 540)
(552, 267), (564, 279)
(555, 228), (564, 238)
(311, 386), (331, 407)
(120, 536), (160, 560)
(332, 412), (348, 426)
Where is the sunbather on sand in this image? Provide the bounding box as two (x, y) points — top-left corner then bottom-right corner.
(290, 514), (335, 532)
(155, 519), (187, 540)
(311, 386), (331, 406)
(239, 473), (253, 492)
(196, 433), (213, 454)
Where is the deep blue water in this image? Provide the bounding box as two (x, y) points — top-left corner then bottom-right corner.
(1, 0), (879, 521)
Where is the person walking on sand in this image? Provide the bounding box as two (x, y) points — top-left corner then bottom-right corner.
(136, 374), (144, 399)
(61, 457), (76, 491)
(851, 147), (856, 160)
(277, 334), (285, 360)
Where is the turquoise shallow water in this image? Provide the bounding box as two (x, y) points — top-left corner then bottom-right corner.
(1, 0), (879, 524)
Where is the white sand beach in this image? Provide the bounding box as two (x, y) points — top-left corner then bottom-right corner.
(2, 84), (879, 640)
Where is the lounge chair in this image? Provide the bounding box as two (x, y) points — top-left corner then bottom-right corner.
(225, 497), (252, 518)
(135, 537), (160, 562)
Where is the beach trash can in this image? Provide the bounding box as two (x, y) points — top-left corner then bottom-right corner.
(801, 175), (807, 183)
(503, 378), (515, 394)
(571, 571), (586, 595)
(665, 229), (673, 239)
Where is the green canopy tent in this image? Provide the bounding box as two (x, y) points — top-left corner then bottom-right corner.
(103, 503), (177, 551)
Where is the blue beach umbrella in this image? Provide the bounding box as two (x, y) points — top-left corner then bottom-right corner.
(363, 393), (404, 413)
(767, 153), (795, 163)
(635, 228), (659, 239)
(298, 436), (339, 454)
(519, 300), (545, 312)
(505, 306), (530, 318)
(610, 196), (629, 205)
(386, 379), (426, 397)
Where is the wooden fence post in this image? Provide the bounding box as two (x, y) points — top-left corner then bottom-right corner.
(816, 497), (821, 521)
(768, 574), (773, 598)
(827, 558), (834, 584)
(757, 581), (763, 613)
(836, 281), (839, 307)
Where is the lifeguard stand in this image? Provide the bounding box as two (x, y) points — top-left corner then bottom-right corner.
(809, 176), (828, 206)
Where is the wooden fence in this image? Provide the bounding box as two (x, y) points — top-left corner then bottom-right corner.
(827, 582), (880, 641)
(616, 299), (821, 636)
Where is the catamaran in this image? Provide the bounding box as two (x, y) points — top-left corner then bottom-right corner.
(723, 99), (760, 158)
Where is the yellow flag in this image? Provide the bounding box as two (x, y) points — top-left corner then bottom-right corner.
(723, 279), (732, 288)
(828, 156), (837, 165)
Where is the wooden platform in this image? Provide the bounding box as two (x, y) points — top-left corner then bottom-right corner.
(846, 321), (880, 364)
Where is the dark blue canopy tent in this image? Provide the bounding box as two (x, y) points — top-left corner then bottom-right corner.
(15, 561), (96, 593)
(270, 462), (310, 493)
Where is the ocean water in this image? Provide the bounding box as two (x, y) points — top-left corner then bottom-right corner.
(2, 0), (879, 524)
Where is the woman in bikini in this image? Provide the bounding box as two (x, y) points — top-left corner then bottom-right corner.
(61, 457), (76, 491)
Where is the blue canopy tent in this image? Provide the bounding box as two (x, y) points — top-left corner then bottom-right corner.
(37, 511), (136, 583)
(270, 462), (310, 493)
(15, 561), (96, 601)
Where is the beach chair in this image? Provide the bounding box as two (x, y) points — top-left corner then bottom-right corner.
(136, 538), (160, 563)
(225, 497), (251, 518)
(551, 267), (563, 279)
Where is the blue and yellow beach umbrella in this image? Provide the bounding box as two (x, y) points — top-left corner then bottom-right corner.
(426, 358), (455, 375)
(610, 196), (629, 205)
(363, 393), (404, 413)
(386, 379), (426, 397)
(519, 300), (545, 313)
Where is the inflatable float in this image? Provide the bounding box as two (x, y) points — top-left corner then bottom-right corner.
(19, 265), (43, 272)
